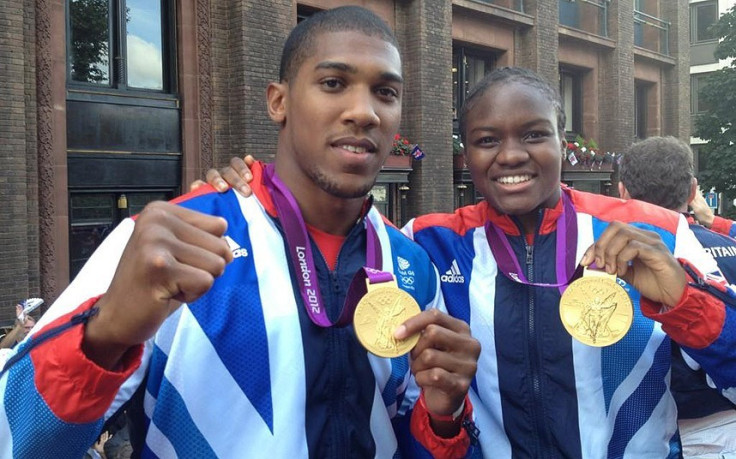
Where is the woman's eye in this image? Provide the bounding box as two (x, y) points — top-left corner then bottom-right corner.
(525, 131), (548, 141)
(478, 136), (499, 146)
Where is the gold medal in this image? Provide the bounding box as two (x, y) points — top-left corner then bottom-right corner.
(559, 268), (633, 347)
(354, 277), (421, 358)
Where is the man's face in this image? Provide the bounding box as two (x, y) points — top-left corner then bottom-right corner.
(272, 30), (403, 199)
(23, 316), (35, 333)
(15, 303), (35, 334)
(464, 81), (565, 222)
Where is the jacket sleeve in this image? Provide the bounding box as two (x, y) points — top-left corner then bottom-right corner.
(710, 215), (736, 239)
(391, 252), (477, 457)
(640, 280), (736, 394)
(640, 217), (736, 401)
(0, 220), (149, 458)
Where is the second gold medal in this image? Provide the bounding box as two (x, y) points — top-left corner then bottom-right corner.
(559, 268), (634, 347)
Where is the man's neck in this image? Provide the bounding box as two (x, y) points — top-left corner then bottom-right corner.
(301, 195), (364, 236)
(273, 160), (365, 236)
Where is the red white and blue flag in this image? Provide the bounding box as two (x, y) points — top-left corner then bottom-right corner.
(411, 145), (425, 160)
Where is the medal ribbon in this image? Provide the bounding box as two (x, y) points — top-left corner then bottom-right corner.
(263, 164), (393, 327)
(485, 191), (578, 294)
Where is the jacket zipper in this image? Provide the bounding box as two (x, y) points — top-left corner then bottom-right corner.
(519, 213), (553, 457)
(328, 244), (349, 457)
(523, 241), (546, 456)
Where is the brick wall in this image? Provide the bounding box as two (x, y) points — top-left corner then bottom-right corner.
(519, 0), (559, 82)
(0, 0), (34, 322)
(24, 0), (39, 307)
(600, 0), (635, 154)
(397, 0), (454, 217)
(4, 0), (692, 321)
(661, 0), (691, 141)
(211, 0), (230, 169)
(211, 0), (288, 168)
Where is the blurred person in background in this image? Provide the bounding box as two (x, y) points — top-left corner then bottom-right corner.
(0, 298), (42, 350)
(618, 136), (736, 458)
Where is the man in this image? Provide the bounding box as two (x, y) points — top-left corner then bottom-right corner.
(211, 67), (736, 457)
(0, 300), (41, 350)
(618, 135), (736, 457)
(0, 7), (479, 458)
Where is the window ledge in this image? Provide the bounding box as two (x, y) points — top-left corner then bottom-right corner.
(558, 26), (616, 49)
(67, 88), (180, 109)
(691, 38), (719, 45)
(633, 47), (676, 66)
(452, 0), (534, 27)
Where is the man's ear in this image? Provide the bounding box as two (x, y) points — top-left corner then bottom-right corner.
(688, 177), (698, 204)
(618, 182), (630, 200)
(267, 82), (287, 125)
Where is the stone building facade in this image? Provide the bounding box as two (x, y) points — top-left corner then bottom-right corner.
(0, 0), (690, 320)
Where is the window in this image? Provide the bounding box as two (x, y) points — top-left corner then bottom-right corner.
(691, 73), (713, 114)
(691, 1), (719, 43)
(369, 183), (409, 227)
(559, 0), (609, 36)
(69, 190), (173, 279)
(635, 82), (650, 139)
(67, 0), (174, 91)
(559, 69), (582, 135)
(371, 185), (389, 219)
(559, 0), (580, 29)
(472, 0), (524, 11)
(454, 184), (480, 209)
(453, 47), (496, 125)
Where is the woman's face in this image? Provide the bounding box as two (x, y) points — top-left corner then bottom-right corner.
(463, 81), (566, 231)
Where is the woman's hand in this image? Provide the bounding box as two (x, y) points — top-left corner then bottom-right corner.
(190, 155), (256, 197)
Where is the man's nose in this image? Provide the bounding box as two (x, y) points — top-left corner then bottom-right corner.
(342, 89), (380, 128)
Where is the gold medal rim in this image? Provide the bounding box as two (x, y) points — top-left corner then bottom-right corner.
(559, 276), (634, 347)
(354, 286), (421, 358)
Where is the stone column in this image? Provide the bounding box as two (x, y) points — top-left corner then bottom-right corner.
(211, 0), (290, 169)
(661, 0), (690, 140)
(396, 0), (454, 217)
(517, 0), (559, 83)
(599, 0), (635, 154)
(0, 0), (37, 314)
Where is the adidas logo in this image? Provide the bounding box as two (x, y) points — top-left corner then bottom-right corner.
(224, 235), (249, 259)
(440, 259), (465, 283)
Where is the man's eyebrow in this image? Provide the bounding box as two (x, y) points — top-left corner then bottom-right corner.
(380, 71), (403, 84)
(314, 61), (403, 84)
(315, 61), (356, 73)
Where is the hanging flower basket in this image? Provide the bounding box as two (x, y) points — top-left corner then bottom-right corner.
(564, 135), (618, 171)
(383, 154), (413, 169)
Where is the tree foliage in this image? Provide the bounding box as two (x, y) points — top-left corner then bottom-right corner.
(694, 5), (736, 217)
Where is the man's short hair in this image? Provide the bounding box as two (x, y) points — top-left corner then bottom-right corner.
(619, 136), (694, 210)
(279, 6), (399, 82)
